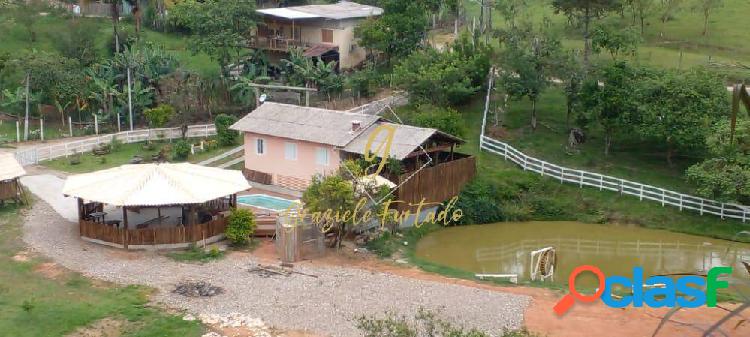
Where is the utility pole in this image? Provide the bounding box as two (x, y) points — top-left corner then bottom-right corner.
(24, 73), (30, 141)
(127, 66), (134, 131)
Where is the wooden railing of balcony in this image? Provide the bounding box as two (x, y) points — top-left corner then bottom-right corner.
(250, 36), (311, 51)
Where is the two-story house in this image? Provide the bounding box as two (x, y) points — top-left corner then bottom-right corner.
(252, 1), (383, 69)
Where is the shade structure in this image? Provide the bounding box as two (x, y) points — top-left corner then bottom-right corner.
(0, 152), (25, 181)
(63, 163), (251, 207)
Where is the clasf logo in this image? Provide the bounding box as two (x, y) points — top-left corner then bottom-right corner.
(553, 265), (733, 315)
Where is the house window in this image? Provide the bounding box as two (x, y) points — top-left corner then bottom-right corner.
(256, 138), (265, 155)
(284, 142), (297, 160)
(315, 147), (329, 166)
(321, 29), (334, 43)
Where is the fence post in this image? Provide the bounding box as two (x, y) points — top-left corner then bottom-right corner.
(522, 156), (527, 170)
(16, 121), (20, 143)
(661, 191), (665, 206)
(40, 119), (44, 141)
(599, 175), (603, 191)
(720, 203), (724, 219)
(619, 179), (624, 194)
(639, 185), (644, 201)
(560, 167), (564, 183)
(540, 161), (545, 176)
(679, 195), (683, 211)
(700, 199), (704, 215)
(743, 210), (746, 223)
(579, 171), (583, 188)
(69, 116), (73, 137)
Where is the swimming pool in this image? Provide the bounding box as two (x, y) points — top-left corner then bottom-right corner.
(237, 194), (299, 212)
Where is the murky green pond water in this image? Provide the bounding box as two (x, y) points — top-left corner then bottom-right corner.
(415, 221), (750, 288)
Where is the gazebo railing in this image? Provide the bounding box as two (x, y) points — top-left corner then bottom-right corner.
(80, 216), (228, 249)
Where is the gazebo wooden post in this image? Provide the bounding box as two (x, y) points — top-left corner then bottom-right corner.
(77, 198), (84, 235)
(122, 206), (129, 249)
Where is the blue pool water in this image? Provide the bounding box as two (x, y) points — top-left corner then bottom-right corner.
(237, 194), (299, 212)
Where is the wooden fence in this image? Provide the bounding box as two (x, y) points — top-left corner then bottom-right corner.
(79, 217), (227, 248)
(477, 68), (750, 222)
(14, 124), (216, 166)
(396, 156), (476, 210)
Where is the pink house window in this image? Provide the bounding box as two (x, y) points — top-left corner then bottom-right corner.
(256, 138), (265, 155)
(315, 147), (329, 166)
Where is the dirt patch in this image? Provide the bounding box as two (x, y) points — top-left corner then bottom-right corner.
(65, 317), (127, 337)
(12, 250), (32, 262)
(34, 262), (67, 280)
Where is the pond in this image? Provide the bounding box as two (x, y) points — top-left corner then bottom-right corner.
(415, 221), (750, 289)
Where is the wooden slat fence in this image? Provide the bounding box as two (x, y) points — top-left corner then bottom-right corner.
(396, 156), (476, 210)
(14, 124), (216, 166)
(79, 217), (227, 248)
(477, 68), (750, 223)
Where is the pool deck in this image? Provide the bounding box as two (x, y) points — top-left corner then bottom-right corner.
(238, 183), (301, 237)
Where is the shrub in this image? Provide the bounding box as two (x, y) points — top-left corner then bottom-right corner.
(144, 104), (175, 128)
(226, 208), (256, 245)
(357, 308), (539, 337)
(403, 104), (467, 139)
(214, 114), (238, 146)
(172, 140), (191, 161)
(453, 179), (506, 225)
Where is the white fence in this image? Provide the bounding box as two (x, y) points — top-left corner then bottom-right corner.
(478, 68), (750, 223)
(14, 124), (216, 166)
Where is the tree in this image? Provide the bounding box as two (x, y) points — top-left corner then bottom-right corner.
(551, 0), (622, 69)
(696, 0), (723, 36)
(169, 0), (257, 76)
(393, 32), (491, 106)
(281, 48), (344, 101)
(636, 68), (728, 166)
(302, 174), (355, 248)
(590, 25), (640, 60)
(404, 104), (467, 138)
(630, 0), (656, 34)
(558, 53), (585, 126)
(52, 19), (100, 67)
(580, 61), (642, 155)
(498, 27), (562, 130)
(659, 0), (683, 36)
(8, 51), (80, 140)
(496, 0), (527, 28)
(687, 120), (750, 204)
(354, 0), (428, 62)
(9, 0), (50, 43)
(214, 114), (238, 146)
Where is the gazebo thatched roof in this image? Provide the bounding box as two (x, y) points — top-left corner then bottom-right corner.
(62, 163), (250, 207)
(0, 153), (25, 182)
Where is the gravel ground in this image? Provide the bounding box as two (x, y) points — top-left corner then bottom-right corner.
(23, 200), (530, 337)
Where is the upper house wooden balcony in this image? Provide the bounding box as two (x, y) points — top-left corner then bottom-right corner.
(250, 35), (312, 52)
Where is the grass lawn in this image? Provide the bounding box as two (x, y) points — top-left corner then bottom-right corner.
(490, 87), (701, 193)
(42, 138), (242, 174)
(464, 0), (750, 79)
(0, 203), (204, 337)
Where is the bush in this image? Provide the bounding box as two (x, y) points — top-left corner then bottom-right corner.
(144, 104), (175, 128)
(214, 114), (238, 146)
(172, 140), (191, 161)
(226, 208), (256, 245)
(357, 308), (539, 337)
(453, 179), (506, 225)
(403, 104), (467, 139)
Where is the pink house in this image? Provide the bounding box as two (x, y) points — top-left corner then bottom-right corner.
(231, 102), (476, 208)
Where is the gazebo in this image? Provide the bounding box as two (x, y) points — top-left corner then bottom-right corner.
(62, 163), (251, 249)
(0, 153), (26, 204)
